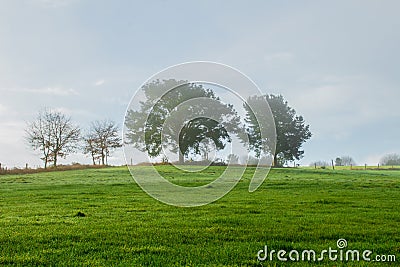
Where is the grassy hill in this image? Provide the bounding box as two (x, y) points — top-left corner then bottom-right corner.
(0, 166), (399, 266)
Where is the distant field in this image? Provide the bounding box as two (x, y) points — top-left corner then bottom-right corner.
(0, 166), (399, 266)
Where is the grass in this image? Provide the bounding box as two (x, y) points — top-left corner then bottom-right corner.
(0, 166), (399, 266)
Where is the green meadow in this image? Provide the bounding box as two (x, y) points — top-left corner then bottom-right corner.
(0, 166), (399, 266)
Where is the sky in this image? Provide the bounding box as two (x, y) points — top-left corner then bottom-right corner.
(0, 0), (399, 168)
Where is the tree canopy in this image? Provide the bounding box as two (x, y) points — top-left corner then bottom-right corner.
(244, 94), (311, 166)
(83, 120), (122, 165)
(125, 79), (241, 163)
(25, 109), (80, 168)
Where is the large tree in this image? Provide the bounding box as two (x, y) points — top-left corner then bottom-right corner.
(83, 120), (122, 165)
(244, 94), (311, 167)
(26, 109), (80, 168)
(125, 79), (241, 163)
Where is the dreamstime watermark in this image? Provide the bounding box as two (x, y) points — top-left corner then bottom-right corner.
(257, 239), (397, 263)
(123, 62), (276, 207)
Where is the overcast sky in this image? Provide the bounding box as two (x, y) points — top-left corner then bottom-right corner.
(1, 0), (399, 168)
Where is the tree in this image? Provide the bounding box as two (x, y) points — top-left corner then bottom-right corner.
(380, 153), (400, 166)
(242, 95), (276, 160)
(26, 109), (80, 168)
(83, 132), (101, 165)
(309, 160), (330, 167)
(198, 138), (214, 161)
(339, 155), (356, 166)
(335, 157), (343, 166)
(244, 94), (311, 167)
(125, 79), (241, 164)
(83, 120), (122, 165)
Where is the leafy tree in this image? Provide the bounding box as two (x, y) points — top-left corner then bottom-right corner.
(380, 153), (400, 166)
(26, 109), (80, 168)
(244, 94), (311, 167)
(243, 95), (276, 160)
(83, 120), (122, 165)
(125, 79), (241, 163)
(335, 157), (343, 166)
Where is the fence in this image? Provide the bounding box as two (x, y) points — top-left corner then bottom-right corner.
(0, 163), (108, 175)
(311, 163), (400, 171)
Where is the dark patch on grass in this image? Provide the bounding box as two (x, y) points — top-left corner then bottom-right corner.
(314, 199), (351, 205)
(248, 210), (262, 214)
(74, 211), (86, 217)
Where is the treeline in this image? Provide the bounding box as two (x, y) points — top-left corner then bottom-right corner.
(310, 154), (400, 169)
(124, 79), (312, 167)
(25, 109), (122, 169)
(23, 80), (313, 169)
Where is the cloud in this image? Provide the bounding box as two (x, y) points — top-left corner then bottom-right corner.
(0, 104), (6, 115)
(94, 80), (105, 86)
(52, 106), (92, 117)
(0, 120), (27, 155)
(3, 87), (79, 96)
(31, 87), (79, 96)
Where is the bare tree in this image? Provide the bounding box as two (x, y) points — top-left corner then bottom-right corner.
(380, 153), (400, 166)
(26, 109), (81, 168)
(83, 120), (122, 165)
(309, 160), (330, 167)
(25, 111), (52, 168)
(340, 156), (356, 166)
(83, 133), (101, 165)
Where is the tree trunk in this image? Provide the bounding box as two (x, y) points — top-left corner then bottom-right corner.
(53, 156), (57, 167)
(273, 155), (278, 167)
(178, 152), (184, 164)
(101, 150), (105, 165)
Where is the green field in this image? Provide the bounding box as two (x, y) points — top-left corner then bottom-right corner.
(0, 166), (399, 266)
